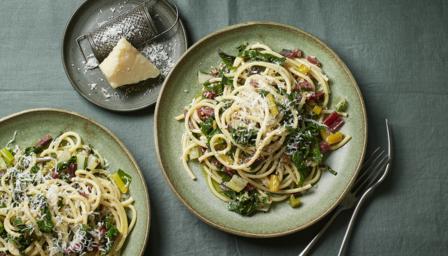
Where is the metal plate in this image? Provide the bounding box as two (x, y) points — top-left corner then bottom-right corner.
(62, 0), (187, 112)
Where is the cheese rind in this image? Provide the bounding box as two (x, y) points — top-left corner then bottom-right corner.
(99, 38), (160, 88)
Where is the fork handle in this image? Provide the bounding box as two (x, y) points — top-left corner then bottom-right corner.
(299, 207), (343, 256)
(337, 186), (375, 256)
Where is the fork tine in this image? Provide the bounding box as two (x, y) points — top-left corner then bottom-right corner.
(361, 147), (382, 167)
(353, 155), (389, 195)
(362, 158), (389, 190)
(351, 149), (385, 190)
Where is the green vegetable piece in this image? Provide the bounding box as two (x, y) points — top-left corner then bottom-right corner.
(0, 147), (14, 166)
(291, 151), (310, 180)
(24, 146), (40, 156)
(37, 206), (54, 233)
(0, 221), (7, 238)
(11, 234), (33, 251)
(106, 226), (119, 240)
(218, 50), (236, 68)
(218, 171), (232, 182)
(258, 89), (269, 97)
(104, 214), (114, 229)
(311, 145), (323, 164)
(200, 118), (214, 135)
(324, 166), (338, 176)
(80, 224), (92, 232)
(101, 213), (119, 254)
(203, 81), (224, 96)
(117, 169), (132, 186)
(207, 128), (221, 143)
(226, 191), (259, 216)
(220, 75), (233, 87)
(9, 218), (34, 251)
(236, 43), (248, 55)
(239, 49), (285, 65)
(288, 195), (302, 208)
(0, 157), (7, 171)
(230, 127), (258, 146)
(68, 156), (77, 164)
(335, 98), (348, 112)
(30, 166), (39, 174)
(199, 118), (222, 144)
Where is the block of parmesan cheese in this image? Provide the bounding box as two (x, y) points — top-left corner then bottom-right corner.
(99, 38), (160, 88)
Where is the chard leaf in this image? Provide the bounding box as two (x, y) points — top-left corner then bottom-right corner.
(218, 50), (236, 68)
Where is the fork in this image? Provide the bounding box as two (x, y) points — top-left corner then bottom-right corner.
(337, 119), (392, 256)
(299, 119), (392, 256)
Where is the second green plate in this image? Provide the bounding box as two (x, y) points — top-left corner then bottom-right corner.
(155, 22), (367, 237)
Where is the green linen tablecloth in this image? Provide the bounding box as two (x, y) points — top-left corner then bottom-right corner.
(1, 0), (447, 255)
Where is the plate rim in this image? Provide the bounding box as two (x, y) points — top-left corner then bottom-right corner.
(61, 0), (188, 112)
(154, 21), (367, 238)
(0, 108), (151, 253)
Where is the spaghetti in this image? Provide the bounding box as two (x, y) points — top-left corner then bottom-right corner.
(0, 131), (136, 255)
(177, 43), (351, 216)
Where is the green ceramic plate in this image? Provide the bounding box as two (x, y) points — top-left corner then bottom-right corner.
(0, 109), (150, 253)
(155, 22), (367, 237)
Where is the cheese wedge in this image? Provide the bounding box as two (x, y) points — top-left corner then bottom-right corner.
(99, 38), (160, 88)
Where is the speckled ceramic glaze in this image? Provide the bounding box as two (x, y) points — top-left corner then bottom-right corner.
(0, 109), (150, 254)
(155, 22), (367, 237)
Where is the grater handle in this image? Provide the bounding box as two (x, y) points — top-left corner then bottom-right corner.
(76, 34), (89, 62)
(144, 0), (179, 44)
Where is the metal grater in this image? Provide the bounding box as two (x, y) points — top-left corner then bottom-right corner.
(76, 0), (178, 62)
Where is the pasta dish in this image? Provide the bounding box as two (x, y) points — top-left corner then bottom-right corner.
(177, 43), (350, 216)
(0, 131), (135, 255)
